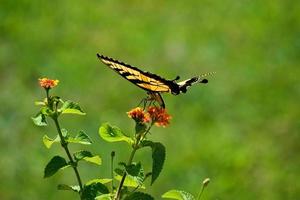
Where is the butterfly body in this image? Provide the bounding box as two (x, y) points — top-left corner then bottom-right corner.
(97, 54), (212, 108)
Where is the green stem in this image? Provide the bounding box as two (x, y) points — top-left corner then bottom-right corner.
(45, 88), (50, 99)
(45, 88), (50, 106)
(111, 151), (115, 192)
(139, 123), (153, 141)
(53, 116), (83, 199)
(196, 185), (204, 200)
(114, 124), (153, 200)
(114, 146), (138, 200)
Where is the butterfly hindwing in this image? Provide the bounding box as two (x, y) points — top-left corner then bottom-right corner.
(177, 76), (208, 93)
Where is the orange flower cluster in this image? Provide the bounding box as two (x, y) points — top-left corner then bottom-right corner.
(127, 106), (171, 127)
(39, 78), (59, 89)
(127, 107), (150, 123)
(148, 106), (171, 127)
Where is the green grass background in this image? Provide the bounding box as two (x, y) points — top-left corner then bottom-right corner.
(1, 0), (299, 199)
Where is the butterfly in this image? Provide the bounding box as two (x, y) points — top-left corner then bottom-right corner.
(97, 53), (213, 108)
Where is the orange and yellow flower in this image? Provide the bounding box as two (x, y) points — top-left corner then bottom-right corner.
(127, 106), (171, 127)
(127, 107), (150, 123)
(39, 78), (59, 89)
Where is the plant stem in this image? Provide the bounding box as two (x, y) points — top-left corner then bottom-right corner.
(53, 116), (83, 198)
(114, 124), (153, 200)
(114, 145), (138, 200)
(111, 151), (115, 192)
(139, 123), (153, 142)
(196, 185), (204, 200)
(46, 89), (49, 100)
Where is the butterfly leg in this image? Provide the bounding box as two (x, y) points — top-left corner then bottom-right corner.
(137, 95), (150, 110)
(137, 92), (166, 109)
(147, 92), (165, 108)
(137, 98), (145, 107)
(143, 99), (149, 110)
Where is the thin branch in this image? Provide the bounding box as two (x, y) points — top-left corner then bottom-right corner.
(53, 116), (83, 199)
(114, 124), (153, 200)
(111, 151), (116, 192)
(196, 185), (205, 200)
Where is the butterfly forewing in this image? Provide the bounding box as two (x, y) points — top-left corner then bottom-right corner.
(98, 54), (172, 93)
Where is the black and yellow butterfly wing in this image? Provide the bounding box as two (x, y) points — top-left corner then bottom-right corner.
(97, 54), (179, 94)
(97, 53), (212, 108)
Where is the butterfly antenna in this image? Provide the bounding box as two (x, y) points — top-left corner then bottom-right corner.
(200, 72), (216, 78)
(197, 72), (216, 84)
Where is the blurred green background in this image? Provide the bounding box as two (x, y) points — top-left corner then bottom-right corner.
(1, 0), (299, 199)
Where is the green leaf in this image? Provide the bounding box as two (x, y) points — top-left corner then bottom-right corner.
(59, 100), (86, 115)
(95, 194), (113, 200)
(32, 112), (47, 126)
(43, 135), (60, 148)
(86, 179), (112, 185)
(124, 192), (154, 200)
(61, 128), (69, 137)
(34, 101), (46, 106)
(114, 163), (145, 188)
(44, 156), (69, 178)
(57, 184), (80, 193)
(40, 107), (52, 116)
(66, 131), (92, 145)
(82, 183), (109, 200)
(99, 123), (133, 145)
(162, 190), (195, 200)
(141, 141), (166, 185)
(125, 163), (144, 178)
(74, 150), (102, 165)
